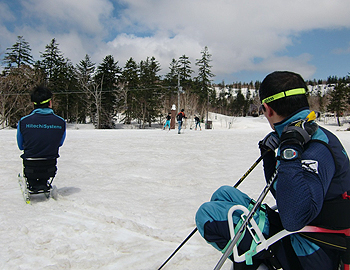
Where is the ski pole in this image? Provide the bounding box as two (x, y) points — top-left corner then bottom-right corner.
(232, 149), (269, 189)
(157, 150), (270, 270)
(157, 227), (198, 270)
(213, 168), (278, 270)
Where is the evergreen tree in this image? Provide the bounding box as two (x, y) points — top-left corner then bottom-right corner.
(75, 54), (96, 123)
(244, 89), (252, 116)
(61, 61), (79, 122)
(76, 54), (95, 86)
(38, 38), (78, 120)
(327, 76), (338, 84)
(232, 89), (246, 116)
(76, 54), (102, 126)
(254, 81), (261, 92)
(39, 38), (66, 84)
(178, 54), (194, 86)
(119, 57), (139, 124)
(195, 46), (215, 121)
(138, 56), (161, 128)
(3, 36), (34, 69)
(163, 58), (181, 112)
(327, 82), (348, 126)
(195, 46), (215, 102)
(164, 58), (180, 87)
(94, 55), (121, 128)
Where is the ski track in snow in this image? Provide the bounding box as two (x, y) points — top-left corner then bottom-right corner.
(1, 116), (350, 269)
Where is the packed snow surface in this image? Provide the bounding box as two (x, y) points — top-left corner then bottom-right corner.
(1, 115), (350, 270)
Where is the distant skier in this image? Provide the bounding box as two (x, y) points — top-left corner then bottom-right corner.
(176, 109), (186, 134)
(194, 115), (201, 130)
(163, 112), (171, 130)
(17, 86), (66, 192)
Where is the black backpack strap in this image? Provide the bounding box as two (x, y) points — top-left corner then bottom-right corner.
(299, 232), (347, 252)
(299, 232), (350, 266)
(310, 196), (350, 229)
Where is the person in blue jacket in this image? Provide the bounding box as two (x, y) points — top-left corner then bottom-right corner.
(17, 86), (66, 192)
(196, 71), (350, 269)
(163, 112), (171, 130)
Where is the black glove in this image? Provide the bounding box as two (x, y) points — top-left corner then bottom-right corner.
(280, 118), (318, 149)
(259, 132), (280, 152)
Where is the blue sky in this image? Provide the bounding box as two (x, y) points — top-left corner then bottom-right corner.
(1, 0), (350, 84)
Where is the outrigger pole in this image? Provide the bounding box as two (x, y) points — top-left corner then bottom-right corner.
(158, 150), (270, 270)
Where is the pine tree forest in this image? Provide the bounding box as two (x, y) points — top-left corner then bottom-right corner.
(1, 36), (350, 129)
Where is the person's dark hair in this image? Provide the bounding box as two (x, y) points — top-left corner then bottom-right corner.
(31, 86), (52, 108)
(259, 71), (309, 117)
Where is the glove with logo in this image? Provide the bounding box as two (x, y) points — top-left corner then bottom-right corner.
(280, 117), (318, 150)
(259, 132), (280, 153)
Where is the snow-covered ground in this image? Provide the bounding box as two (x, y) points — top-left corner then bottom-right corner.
(1, 114), (350, 270)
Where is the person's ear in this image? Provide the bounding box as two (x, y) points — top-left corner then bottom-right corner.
(264, 103), (274, 117)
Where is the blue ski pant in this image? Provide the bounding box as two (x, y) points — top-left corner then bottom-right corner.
(195, 186), (270, 258)
(195, 185), (340, 269)
(178, 121), (183, 132)
(164, 120), (170, 129)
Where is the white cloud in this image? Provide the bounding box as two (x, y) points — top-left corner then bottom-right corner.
(332, 42), (350, 55)
(97, 33), (202, 72)
(21, 0), (113, 35)
(105, 0), (350, 79)
(1, 0), (350, 81)
(0, 2), (15, 23)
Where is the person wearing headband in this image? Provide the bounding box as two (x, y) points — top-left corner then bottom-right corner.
(196, 71), (350, 269)
(17, 86), (66, 192)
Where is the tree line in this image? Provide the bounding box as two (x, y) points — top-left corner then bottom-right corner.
(1, 36), (350, 128)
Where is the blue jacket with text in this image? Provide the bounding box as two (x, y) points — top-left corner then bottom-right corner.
(17, 108), (66, 160)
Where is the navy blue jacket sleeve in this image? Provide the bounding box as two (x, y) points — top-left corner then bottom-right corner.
(17, 120), (24, 150)
(59, 125), (66, 146)
(276, 142), (335, 231)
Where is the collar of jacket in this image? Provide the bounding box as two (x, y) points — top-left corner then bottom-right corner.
(274, 107), (310, 137)
(31, 108), (54, 115)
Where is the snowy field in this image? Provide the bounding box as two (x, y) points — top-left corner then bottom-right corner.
(1, 115), (350, 270)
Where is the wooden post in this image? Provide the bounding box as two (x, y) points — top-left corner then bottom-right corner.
(171, 104), (176, 129)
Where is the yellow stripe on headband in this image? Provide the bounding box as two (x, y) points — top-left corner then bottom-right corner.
(33, 98), (51, 105)
(261, 88), (306, 104)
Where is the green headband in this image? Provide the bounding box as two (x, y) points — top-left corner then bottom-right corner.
(261, 88), (306, 104)
(33, 98), (51, 105)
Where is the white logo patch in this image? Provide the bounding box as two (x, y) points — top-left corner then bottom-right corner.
(302, 160), (319, 174)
